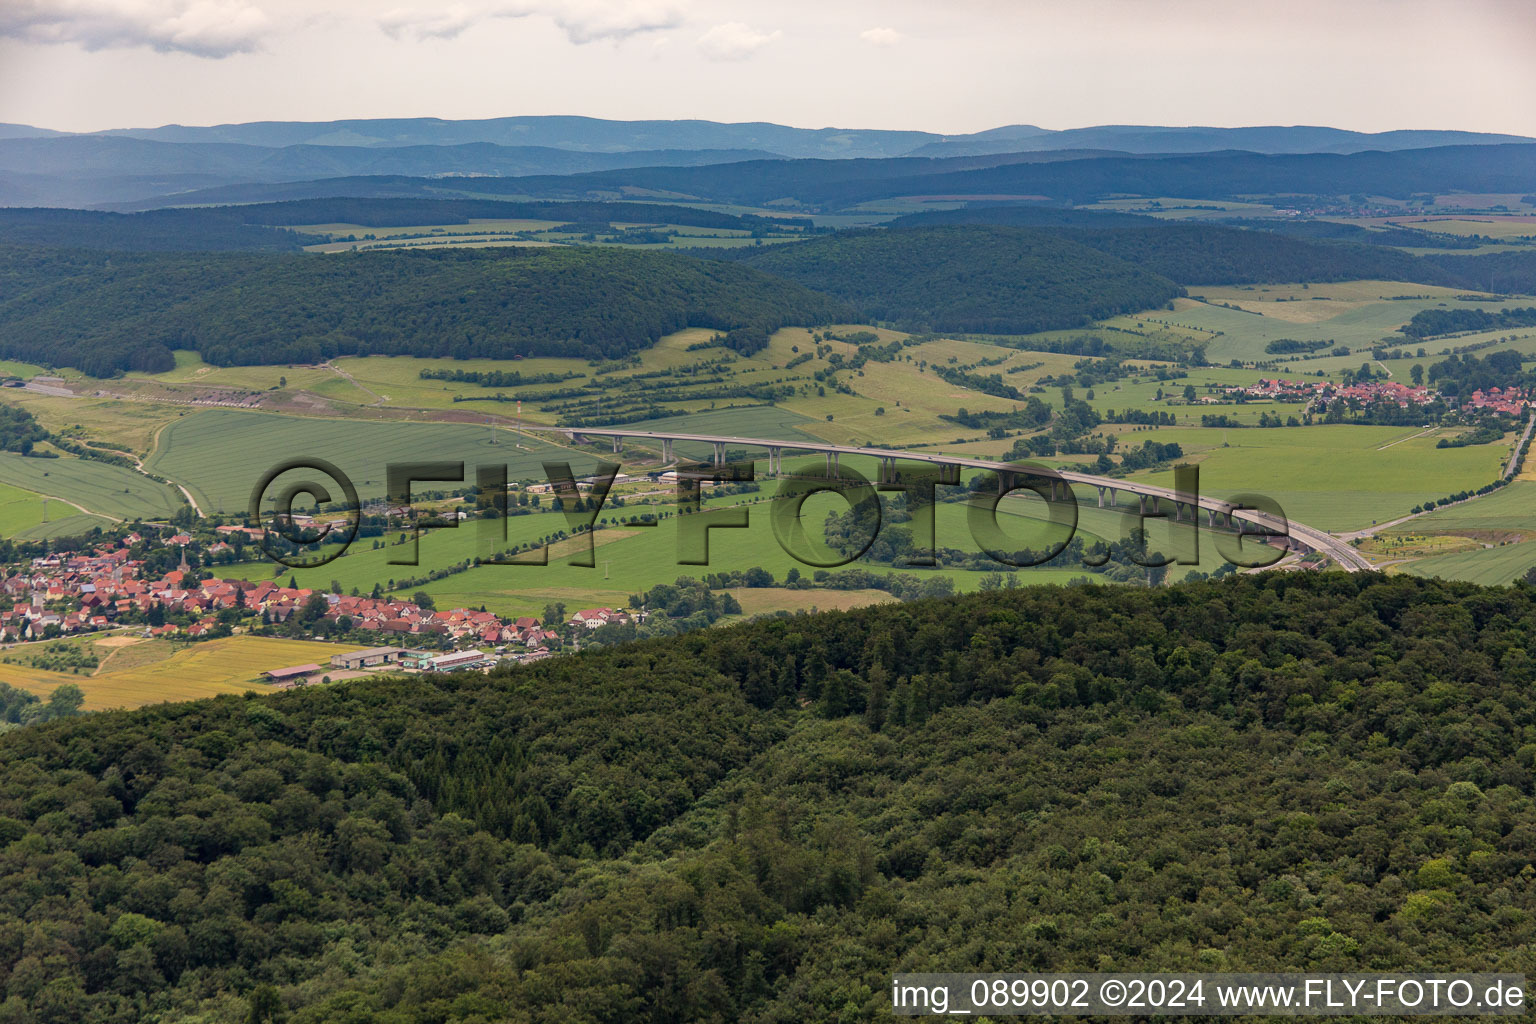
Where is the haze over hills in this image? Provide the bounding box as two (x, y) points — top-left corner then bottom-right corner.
(10, 115), (1531, 156)
(115, 143), (1536, 214)
(907, 124), (1536, 157)
(2, 115), (1534, 208)
(0, 137), (780, 207)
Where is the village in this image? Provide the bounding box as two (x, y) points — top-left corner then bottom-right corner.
(1214, 376), (1534, 417)
(1218, 377), (1440, 408)
(0, 527), (642, 686)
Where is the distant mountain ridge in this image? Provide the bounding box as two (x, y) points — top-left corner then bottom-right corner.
(907, 124), (1536, 157)
(0, 137), (781, 207)
(16, 116), (1529, 157)
(156, 144), (1536, 212)
(1, 116), (1532, 209)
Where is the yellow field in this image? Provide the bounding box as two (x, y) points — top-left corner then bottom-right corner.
(0, 635), (366, 710)
(1197, 280), (1489, 304)
(1343, 216), (1536, 240)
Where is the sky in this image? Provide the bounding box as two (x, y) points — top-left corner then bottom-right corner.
(1, 0), (1535, 136)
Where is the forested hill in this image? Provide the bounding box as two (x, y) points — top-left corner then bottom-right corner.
(0, 245), (850, 375)
(0, 208), (307, 252)
(725, 225), (1184, 333)
(0, 200), (805, 251)
(2, 573), (1533, 1023)
(151, 143), (1536, 209)
(879, 210), (1469, 286)
(1058, 224), (1457, 286)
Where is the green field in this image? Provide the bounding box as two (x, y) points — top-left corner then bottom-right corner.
(1157, 283), (1513, 365)
(1399, 541), (1536, 586)
(0, 479), (117, 539)
(1131, 424), (1508, 531)
(0, 452), (183, 522)
(223, 468), (1238, 618)
(144, 409), (611, 513)
(1399, 480), (1536, 534)
(0, 480), (48, 536)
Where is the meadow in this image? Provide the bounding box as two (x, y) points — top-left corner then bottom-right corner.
(1160, 282), (1512, 364)
(222, 469), (1236, 619)
(0, 481), (48, 536)
(0, 452), (183, 522)
(1397, 480), (1536, 534)
(1, 389), (186, 456)
(143, 409), (611, 513)
(1398, 541), (1536, 586)
(0, 635), (364, 710)
(1130, 423), (1507, 531)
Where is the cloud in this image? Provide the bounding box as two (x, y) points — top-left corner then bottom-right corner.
(0, 0), (271, 57)
(859, 26), (902, 47)
(379, 0), (683, 45)
(377, 3), (519, 41)
(696, 21), (779, 61)
(552, 0), (685, 43)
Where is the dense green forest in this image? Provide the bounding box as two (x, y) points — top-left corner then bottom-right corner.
(727, 226), (1183, 334)
(0, 246), (849, 374)
(1058, 224), (1457, 287)
(1, 574), (1533, 1022)
(1220, 217), (1485, 250)
(0, 209), (306, 252)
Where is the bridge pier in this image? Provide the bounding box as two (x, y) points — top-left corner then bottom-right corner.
(824, 451), (840, 478)
(878, 456), (895, 484)
(1138, 494), (1150, 516)
(768, 447), (781, 476)
(998, 470), (1015, 495)
(712, 441), (726, 469)
(661, 438), (673, 464)
(1207, 508), (1218, 528)
(611, 435), (623, 454)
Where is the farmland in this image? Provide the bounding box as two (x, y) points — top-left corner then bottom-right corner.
(6, 280), (1530, 600)
(143, 408), (611, 513)
(1368, 481), (1536, 584)
(286, 216), (806, 253)
(0, 481), (48, 536)
(1147, 282), (1514, 365)
(1130, 423), (1508, 531)
(1398, 541), (1536, 586)
(0, 452), (183, 522)
(0, 634), (364, 710)
(219, 472), (1239, 619)
(1393, 480), (1536, 534)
